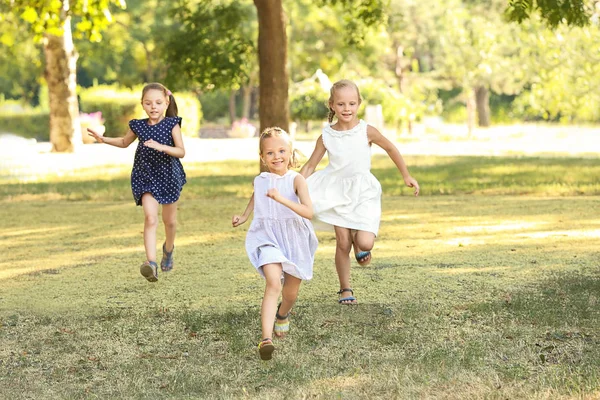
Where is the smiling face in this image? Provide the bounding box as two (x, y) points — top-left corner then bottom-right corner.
(141, 89), (169, 122)
(260, 135), (293, 175)
(329, 85), (361, 124)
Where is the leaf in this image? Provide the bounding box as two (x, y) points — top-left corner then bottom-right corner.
(20, 7), (38, 24)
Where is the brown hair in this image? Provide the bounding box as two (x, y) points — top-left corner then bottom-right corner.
(141, 82), (178, 117)
(259, 127), (297, 168)
(327, 79), (362, 123)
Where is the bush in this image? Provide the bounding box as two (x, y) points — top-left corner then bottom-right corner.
(80, 85), (202, 138)
(199, 90), (230, 122)
(173, 92), (202, 138)
(79, 85), (141, 137)
(289, 80), (329, 123)
(0, 110), (49, 140)
(358, 78), (416, 129)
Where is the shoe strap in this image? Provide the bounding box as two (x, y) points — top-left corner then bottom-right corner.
(276, 303), (290, 320)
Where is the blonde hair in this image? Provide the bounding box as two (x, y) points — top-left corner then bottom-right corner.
(259, 127), (298, 168)
(141, 82), (178, 117)
(327, 79), (362, 123)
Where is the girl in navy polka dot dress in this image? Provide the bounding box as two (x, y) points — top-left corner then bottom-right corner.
(88, 82), (186, 282)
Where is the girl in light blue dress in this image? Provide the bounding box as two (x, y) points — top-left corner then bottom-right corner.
(232, 127), (318, 361)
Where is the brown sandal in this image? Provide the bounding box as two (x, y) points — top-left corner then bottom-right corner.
(258, 338), (275, 360)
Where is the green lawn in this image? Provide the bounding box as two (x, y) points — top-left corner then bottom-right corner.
(1, 156), (599, 399)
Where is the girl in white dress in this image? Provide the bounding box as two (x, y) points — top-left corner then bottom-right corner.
(232, 127), (318, 361)
(300, 79), (419, 305)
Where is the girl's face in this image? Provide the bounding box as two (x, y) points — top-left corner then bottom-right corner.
(142, 89), (169, 121)
(260, 135), (292, 175)
(330, 86), (360, 124)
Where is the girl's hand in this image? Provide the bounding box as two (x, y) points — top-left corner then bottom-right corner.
(87, 128), (104, 143)
(144, 139), (163, 151)
(404, 176), (420, 196)
(266, 188), (281, 202)
(232, 214), (248, 227)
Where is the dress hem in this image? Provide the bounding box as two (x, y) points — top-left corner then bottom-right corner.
(314, 216), (378, 236)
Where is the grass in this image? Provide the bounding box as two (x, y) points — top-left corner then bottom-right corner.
(1, 155), (599, 399)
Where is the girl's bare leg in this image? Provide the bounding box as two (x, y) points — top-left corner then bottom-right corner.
(334, 226), (356, 304)
(260, 263), (283, 340)
(161, 202), (178, 252)
(278, 273), (301, 317)
(141, 193), (160, 262)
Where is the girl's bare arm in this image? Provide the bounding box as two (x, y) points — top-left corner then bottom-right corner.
(368, 125), (420, 196)
(299, 135), (326, 178)
(232, 193), (255, 227)
(267, 174), (314, 219)
(88, 128), (137, 148)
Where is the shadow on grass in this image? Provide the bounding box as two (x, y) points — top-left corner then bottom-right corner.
(1, 155), (599, 201)
(3, 271), (598, 399)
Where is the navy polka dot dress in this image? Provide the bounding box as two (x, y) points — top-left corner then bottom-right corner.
(129, 117), (186, 206)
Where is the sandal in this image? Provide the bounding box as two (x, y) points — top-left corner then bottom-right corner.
(140, 261), (158, 282)
(258, 338), (275, 360)
(161, 242), (174, 272)
(274, 303), (290, 338)
(337, 288), (357, 305)
(355, 250), (372, 266)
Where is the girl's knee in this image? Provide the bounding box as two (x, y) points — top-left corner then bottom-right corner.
(163, 218), (177, 230)
(355, 232), (375, 251)
(144, 214), (159, 227)
(336, 240), (352, 254)
(265, 278), (281, 294)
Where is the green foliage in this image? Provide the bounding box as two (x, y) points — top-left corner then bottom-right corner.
(358, 78), (419, 127)
(163, 1), (256, 90)
(198, 90), (231, 122)
(0, 109), (49, 140)
(0, 13), (43, 104)
(289, 80), (329, 123)
(79, 85), (203, 138)
(2, 0), (127, 41)
(317, 0), (387, 47)
(508, 18), (600, 123)
(505, 0), (591, 28)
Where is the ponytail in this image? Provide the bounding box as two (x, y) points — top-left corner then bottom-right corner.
(327, 107), (335, 123)
(166, 92), (178, 117)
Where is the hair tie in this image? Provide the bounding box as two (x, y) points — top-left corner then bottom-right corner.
(167, 90), (172, 96)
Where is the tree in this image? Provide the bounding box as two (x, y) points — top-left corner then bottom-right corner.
(163, 0), (257, 124)
(0, 14), (43, 104)
(252, 0), (386, 136)
(504, 0), (594, 27)
(512, 16), (600, 122)
(2, 0), (125, 152)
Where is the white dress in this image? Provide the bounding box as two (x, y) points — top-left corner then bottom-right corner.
(307, 120), (382, 236)
(245, 170), (318, 280)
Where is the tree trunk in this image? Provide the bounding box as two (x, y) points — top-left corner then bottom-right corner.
(394, 44), (409, 94)
(466, 88), (476, 137)
(43, 2), (80, 152)
(242, 86), (252, 119)
(229, 90), (237, 125)
(475, 85), (491, 127)
(253, 0), (289, 134)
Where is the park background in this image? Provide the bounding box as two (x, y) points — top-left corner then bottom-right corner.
(1, 0), (599, 399)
